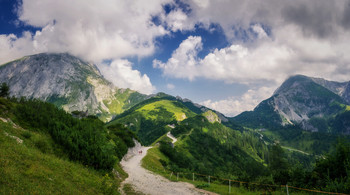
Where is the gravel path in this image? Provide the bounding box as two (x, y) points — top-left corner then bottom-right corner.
(166, 132), (177, 143)
(120, 141), (213, 195)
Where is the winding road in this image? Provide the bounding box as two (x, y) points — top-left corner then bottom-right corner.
(120, 139), (214, 195)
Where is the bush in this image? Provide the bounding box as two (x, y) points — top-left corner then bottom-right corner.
(21, 131), (32, 139)
(34, 138), (50, 153)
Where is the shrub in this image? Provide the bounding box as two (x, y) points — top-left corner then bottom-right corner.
(34, 138), (50, 153)
(21, 131), (32, 139)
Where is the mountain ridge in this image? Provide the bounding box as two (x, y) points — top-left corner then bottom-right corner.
(0, 53), (148, 121)
(233, 75), (350, 134)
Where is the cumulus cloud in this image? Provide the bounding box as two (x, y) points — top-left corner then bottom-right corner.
(159, 9), (195, 32)
(0, 0), (176, 93)
(153, 32), (289, 84)
(153, 36), (202, 81)
(4, 0), (171, 63)
(155, 22), (350, 85)
(153, 0), (350, 84)
(97, 60), (155, 95)
(201, 86), (275, 117)
(187, 0), (350, 40)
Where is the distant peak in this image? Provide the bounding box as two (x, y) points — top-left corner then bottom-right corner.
(273, 75), (312, 95)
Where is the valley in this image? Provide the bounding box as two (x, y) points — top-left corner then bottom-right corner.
(0, 53), (350, 194)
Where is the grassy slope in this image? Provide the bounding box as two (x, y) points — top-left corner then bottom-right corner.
(170, 118), (267, 178)
(139, 114), (274, 194)
(141, 147), (302, 195)
(0, 120), (126, 194)
(108, 99), (196, 145)
(104, 89), (146, 115)
(136, 100), (194, 121)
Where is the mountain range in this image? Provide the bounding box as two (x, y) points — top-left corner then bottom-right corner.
(1, 53), (349, 135)
(1, 53), (350, 194)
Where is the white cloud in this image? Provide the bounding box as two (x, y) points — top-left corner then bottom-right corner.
(154, 0), (350, 83)
(0, 32), (36, 64)
(153, 36), (202, 81)
(166, 83), (175, 90)
(251, 24), (268, 39)
(161, 9), (195, 32)
(97, 60), (155, 95)
(155, 22), (350, 85)
(201, 86), (275, 117)
(4, 0), (171, 63)
(0, 0), (174, 93)
(154, 32), (291, 84)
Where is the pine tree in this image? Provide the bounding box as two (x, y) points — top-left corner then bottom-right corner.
(0, 82), (9, 98)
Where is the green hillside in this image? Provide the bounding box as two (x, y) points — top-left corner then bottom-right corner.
(163, 113), (269, 180)
(0, 120), (125, 194)
(108, 96), (196, 145)
(0, 97), (137, 194)
(98, 88), (148, 122)
(138, 108), (350, 193)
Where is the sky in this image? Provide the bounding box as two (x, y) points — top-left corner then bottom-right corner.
(1, 0), (350, 116)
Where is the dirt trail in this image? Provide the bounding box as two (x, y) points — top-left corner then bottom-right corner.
(120, 141), (214, 195)
(166, 132), (177, 143)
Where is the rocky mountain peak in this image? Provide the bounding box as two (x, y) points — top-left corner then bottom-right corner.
(0, 53), (147, 121)
(234, 75), (350, 134)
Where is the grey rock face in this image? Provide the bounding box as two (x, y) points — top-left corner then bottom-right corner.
(0, 53), (100, 112)
(0, 53), (146, 119)
(311, 77), (350, 104)
(235, 75), (350, 134)
(273, 75), (346, 123)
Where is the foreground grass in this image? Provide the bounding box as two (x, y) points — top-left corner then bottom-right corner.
(142, 146), (309, 195)
(122, 184), (146, 195)
(0, 120), (126, 194)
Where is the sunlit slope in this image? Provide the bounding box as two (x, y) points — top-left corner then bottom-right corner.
(0, 119), (125, 195)
(108, 97), (196, 145)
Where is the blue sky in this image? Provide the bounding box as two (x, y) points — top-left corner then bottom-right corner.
(1, 0), (350, 116)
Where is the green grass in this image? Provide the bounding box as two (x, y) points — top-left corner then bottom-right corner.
(330, 101), (350, 112)
(141, 146), (310, 195)
(202, 110), (220, 123)
(104, 89), (132, 114)
(122, 183), (146, 195)
(346, 105), (350, 111)
(150, 133), (172, 146)
(142, 147), (170, 173)
(0, 120), (125, 194)
(137, 100), (193, 121)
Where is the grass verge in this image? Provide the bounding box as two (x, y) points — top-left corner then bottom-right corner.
(141, 146), (309, 195)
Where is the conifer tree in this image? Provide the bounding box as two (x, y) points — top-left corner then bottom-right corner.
(0, 82), (9, 98)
